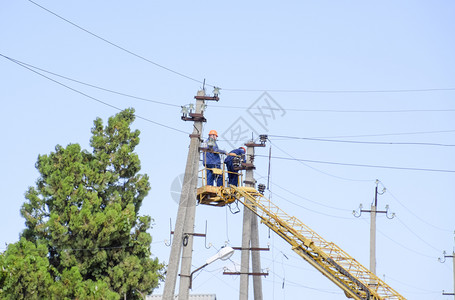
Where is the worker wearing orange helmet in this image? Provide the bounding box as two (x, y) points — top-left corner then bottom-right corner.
(203, 130), (226, 186)
(224, 147), (246, 186)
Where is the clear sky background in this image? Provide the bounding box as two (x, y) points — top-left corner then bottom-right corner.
(1, 1), (454, 299)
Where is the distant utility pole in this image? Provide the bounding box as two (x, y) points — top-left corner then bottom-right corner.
(162, 89), (219, 300)
(353, 180), (395, 276)
(439, 249), (455, 298)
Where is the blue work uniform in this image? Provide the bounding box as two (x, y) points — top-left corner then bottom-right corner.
(203, 138), (226, 186)
(224, 148), (246, 186)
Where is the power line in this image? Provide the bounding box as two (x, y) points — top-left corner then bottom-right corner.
(268, 134), (455, 147)
(5, 55), (180, 108)
(213, 105), (455, 113)
(264, 269), (342, 295)
(271, 192), (353, 220)
(310, 129), (455, 139)
(362, 218), (435, 259)
(254, 170), (352, 213)
(9, 56), (455, 119)
(268, 140), (375, 182)
(218, 129), (455, 143)
(384, 187), (453, 232)
(255, 153), (455, 173)
(1, 53), (189, 135)
(383, 274), (441, 294)
(27, 0), (208, 87)
(25, 1), (455, 96)
(394, 215), (442, 253)
(222, 87), (455, 94)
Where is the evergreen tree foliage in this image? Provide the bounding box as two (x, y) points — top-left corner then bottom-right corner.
(0, 109), (164, 299)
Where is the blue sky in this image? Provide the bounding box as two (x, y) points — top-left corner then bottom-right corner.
(1, 1), (454, 299)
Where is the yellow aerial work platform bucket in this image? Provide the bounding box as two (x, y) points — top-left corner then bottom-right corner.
(196, 166), (242, 206)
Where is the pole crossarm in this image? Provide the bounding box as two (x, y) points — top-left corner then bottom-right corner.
(231, 186), (406, 300)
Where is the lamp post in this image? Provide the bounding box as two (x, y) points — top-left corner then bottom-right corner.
(189, 247), (235, 289)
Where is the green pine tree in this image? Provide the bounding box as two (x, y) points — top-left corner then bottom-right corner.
(0, 108), (164, 299)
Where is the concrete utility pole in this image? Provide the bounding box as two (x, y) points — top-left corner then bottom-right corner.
(353, 180), (394, 277)
(163, 90), (217, 300)
(239, 140), (265, 300)
(370, 186), (378, 275)
(440, 250), (455, 298)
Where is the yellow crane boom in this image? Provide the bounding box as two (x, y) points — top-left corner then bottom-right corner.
(229, 186), (406, 300)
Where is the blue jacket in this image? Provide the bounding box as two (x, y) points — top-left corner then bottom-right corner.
(225, 148), (246, 164)
(203, 138), (226, 165)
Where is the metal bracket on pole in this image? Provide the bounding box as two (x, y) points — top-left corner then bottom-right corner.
(181, 113), (207, 122)
(195, 95), (219, 101)
(232, 246), (270, 251)
(240, 162), (255, 170)
(223, 271), (269, 277)
(439, 250), (455, 297)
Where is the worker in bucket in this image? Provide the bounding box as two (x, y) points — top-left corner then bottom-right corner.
(225, 147), (246, 186)
(203, 130), (226, 186)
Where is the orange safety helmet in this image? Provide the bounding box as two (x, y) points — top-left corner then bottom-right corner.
(239, 147), (246, 153)
(209, 130), (218, 137)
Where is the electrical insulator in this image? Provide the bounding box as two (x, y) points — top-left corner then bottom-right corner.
(213, 87), (220, 97)
(258, 183), (266, 194)
(207, 137), (216, 148)
(233, 156), (242, 168)
(259, 134), (268, 145)
(181, 106), (189, 117)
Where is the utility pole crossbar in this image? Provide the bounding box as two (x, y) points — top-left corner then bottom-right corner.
(223, 272), (269, 276)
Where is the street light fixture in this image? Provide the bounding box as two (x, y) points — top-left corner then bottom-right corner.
(189, 246), (235, 289)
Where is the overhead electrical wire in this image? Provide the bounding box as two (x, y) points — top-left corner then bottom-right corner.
(305, 129), (455, 139)
(383, 274), (441, 295)
(258, 140), (455, 173)
(385, 187), (453, 232)
(268, 134), (455, 147)
(7, 54), (455, 119)
(8, 53), (452, 175)
(256, 153), (451, 257)
(27, 0), (208, 87)
(9, 55), (455, 117)
(394, 216), (442, 253)
(370, 219), (436, 259)
(268, 140), (375, 181)
(258, 170), (447, 260)
(264, 270), (342, 295)
(0, 53), (189, 135)
(257, 154), (455, 173)
(222, 87), (455, 94)
(375, 180), (452, 233)
(7, 52), (455, 117)
(213, 105), (455, 113)
(26, 0), (455, 95)
(271, 192), (354, 220)
(254, 170), (352, 213)
(4, 55), (180, 108)
(217, 129), (455, 143)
